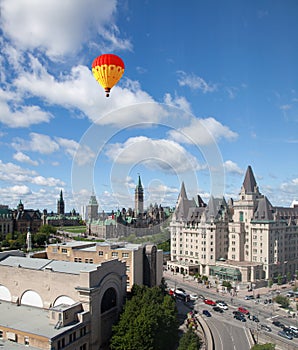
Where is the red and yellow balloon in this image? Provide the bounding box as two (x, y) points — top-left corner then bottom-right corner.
(92, 54), (125, 97)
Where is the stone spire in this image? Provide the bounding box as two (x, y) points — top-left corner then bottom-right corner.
(135, 174), (144, 216)
(242, 165), (258, 194)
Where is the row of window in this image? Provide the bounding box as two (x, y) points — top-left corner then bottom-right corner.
(57, 326), (87, 349)
(74, 258), (93, 263)
(98, 251), (129, 258)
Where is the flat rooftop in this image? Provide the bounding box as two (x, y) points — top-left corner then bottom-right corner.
(0, 301), (81, 340)
(0, 256), (99, 275)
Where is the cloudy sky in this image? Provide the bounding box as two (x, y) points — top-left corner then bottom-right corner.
(0, 0), (297, 213)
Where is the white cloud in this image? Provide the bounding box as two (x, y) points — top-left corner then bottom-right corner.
(105, 136), (202, 174)
(168, 117), (238, 145)
(0, 0), (130, 58)
(13, 55), (163, 127)
(55, 137), (80, 158)
(177, 71), (217, 93)
(281, 178), (298, 193)
(224, 160), (243, 175)
(163, 93), (192, 115)
(4, 185), (32, 196)
(0, 92), (53, 128)
(12, 133), (60, 154)
(13, 152), (39, 166)
(32, 176), (64, 187)
(0, 160), (64, 187)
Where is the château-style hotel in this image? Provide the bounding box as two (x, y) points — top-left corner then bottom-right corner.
(168, 166), (298, 287)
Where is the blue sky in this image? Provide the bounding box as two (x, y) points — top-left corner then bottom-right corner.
(0, 0), (298, 213)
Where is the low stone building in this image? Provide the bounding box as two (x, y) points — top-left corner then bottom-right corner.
(46, 241), (163, 292)
(0, 254), (126, 349)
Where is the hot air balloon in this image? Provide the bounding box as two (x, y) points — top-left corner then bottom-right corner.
(92, 54), (125, 97)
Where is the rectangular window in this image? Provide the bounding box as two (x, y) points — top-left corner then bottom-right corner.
(98, 251), (103, 256)
(122, 253), (129, 258)
(112, 252), (118, 257)
(61, 248), (67, 254)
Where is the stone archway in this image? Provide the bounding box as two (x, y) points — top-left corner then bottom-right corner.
(101, 287), (117, 313)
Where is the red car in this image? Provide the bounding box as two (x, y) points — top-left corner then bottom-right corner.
(204, 299), (216, 306)
(238, 307), (250, 315)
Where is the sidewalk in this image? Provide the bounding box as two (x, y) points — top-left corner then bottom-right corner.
(163, 269), (294, 304)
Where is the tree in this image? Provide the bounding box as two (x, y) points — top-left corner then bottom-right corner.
(251, 343), (275, 350)
(274, 295), (289, 308)
(222, 280), (232, 291)
(286, 271), (292, 282)
(110, 285), (179, 350)
(157, 239), (170, 252)
(177, 329), (202, 350)
(33, 233), (49, 247)
(38, 224), (57, 235)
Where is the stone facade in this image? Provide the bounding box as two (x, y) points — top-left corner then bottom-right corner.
(46, 241), (163, 292)
(168, 166), (298, 286)
(0, 255), (126, 349)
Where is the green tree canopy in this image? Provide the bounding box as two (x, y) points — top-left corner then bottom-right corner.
(251, 343), (275, 350)
(177, 328), (202, 350)
(274, 295), (290, 308)
(110, 285), (179, 350)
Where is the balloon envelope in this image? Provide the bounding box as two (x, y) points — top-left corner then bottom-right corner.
(92, 54), (125, 97)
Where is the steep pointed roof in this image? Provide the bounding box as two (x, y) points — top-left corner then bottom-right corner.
(178, 181), (188, 201)
(174, 182), (196, 221)
(253, 196), (274, 221)
(135, 174), (143, 192)
(196, 194), (206, 207)
(243, 165), (257, 193)
(205, 196), (228, 222)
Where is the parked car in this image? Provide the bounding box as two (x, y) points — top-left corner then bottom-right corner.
(204, 299), (216, 306)
(189, 294), (198, 301)
(289, 326), (298, 333)
(238, 307), (249, 315)
(244, 295), (254, 300)
(233, 311), (242, 316)
(213, 306), (224, 313)
(169, 288), (175, 296)
(260, 324), (272, 332)
(203, 310), (211, 317)
(252, 315), (259, 322)
(272, 320), (284, 328)
(234, 314), (246, 322)
(217, 302), (228, 310)
(286, 291), (294, 298)
(278, 330), (293, 340)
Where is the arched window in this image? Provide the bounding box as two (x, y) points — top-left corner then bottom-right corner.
(21, 290), (43, 308)
(101, 287), (117, 313)
(0, 285), (11, 301)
